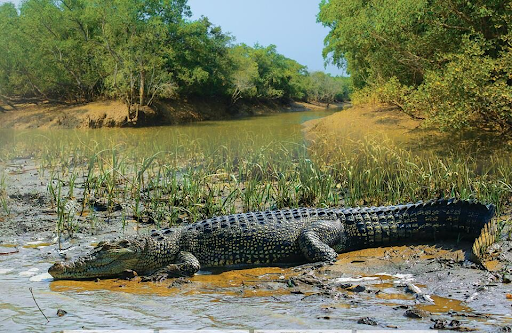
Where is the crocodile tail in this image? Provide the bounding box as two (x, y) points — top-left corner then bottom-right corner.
(471, 204), (498, 264)
(340, 198), (496, 251)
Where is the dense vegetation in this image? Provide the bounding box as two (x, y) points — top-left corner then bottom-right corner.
(0, 0), (349, 116)
(319, 0), (512, 132)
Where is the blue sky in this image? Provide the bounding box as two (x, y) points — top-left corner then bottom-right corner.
(1, 0), (344, 75)
(187, 0), (344, 75)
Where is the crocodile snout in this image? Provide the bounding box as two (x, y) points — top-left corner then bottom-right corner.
(48, 262), (66, 278)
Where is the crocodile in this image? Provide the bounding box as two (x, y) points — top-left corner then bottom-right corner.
(48, 198), (496, 280)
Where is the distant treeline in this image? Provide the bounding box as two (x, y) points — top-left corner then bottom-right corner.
(0, 0), (350, 112)
(319, 0), (511, 132)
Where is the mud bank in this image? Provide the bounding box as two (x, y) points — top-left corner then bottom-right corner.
(303, 103), (421, 140)
(0, 98), (346, 129)
(0, 157), (511, 331)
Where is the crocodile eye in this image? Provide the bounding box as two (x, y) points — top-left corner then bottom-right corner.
(118, 240), (130, 248)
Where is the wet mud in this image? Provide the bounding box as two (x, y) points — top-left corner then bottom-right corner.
(0, 159), (510, 332)
(2, 235), (511, 331)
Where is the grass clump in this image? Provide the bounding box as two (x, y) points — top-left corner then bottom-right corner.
(0, 116), (510, 238)
(0, 171), (9, 216)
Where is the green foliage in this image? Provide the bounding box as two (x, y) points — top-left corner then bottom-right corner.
(172, 17), (234, 97)
(228, 45), (259, 103)
(0, 0), (348, 113)
(249, 44), (307, 100)
(408, 36), (512, 131)
(306, 71), (350, 103)
(227, 45), (351, 104)
(351, 77), (419, 119)
(319, 0), (512, 132)
(15, 0), (103, 100)
(319, 0), (434, 88)
(89, 0), (191, 107)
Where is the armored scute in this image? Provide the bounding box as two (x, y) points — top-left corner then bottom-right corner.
(49, 198), (495, 280)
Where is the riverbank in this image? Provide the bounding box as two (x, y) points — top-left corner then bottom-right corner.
(0, 98), (346, 129)
(304, 102), (418, 131)
(303, 103), (422, 148)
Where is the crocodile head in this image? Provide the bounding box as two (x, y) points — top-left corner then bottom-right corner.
(48, 238), (147, 280)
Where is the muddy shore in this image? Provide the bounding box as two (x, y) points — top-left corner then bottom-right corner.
(0, 98), (345, 129)
(1, 157), (511, 331)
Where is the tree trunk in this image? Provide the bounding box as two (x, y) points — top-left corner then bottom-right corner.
(125, 96), (132, 121)
(0, 94), (16, 110)
(130, 72), (135, 106)
(139, 69), (145, 106)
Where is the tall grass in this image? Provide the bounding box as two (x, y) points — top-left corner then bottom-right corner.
(308, 135), (511, 215)
(0, 171), (10, 215)
(0, 124), (509, 236)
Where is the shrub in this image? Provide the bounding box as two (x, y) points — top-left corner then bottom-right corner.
(408, 36), (512, 131)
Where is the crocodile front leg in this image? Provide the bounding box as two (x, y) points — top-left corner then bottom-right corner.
(144, 251), (201, 281)
(298, 219), (343, 263)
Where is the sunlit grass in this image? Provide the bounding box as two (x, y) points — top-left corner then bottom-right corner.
(308, 135), (512, 214)
(0, 114), (510, 241)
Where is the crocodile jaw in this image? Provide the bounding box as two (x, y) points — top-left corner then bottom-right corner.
(48, 242), (140, 280)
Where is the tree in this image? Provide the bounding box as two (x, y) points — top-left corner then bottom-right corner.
(171, 17), (233, 98)
(305, 71), (350, 104)
(0, 3), (20, 99)
(319, 0), (512, 131)
(249, 44), (309, 100)
(228, 44), (259, 103)
(95, 0), (191, 119)
(18, 0), (103, 101)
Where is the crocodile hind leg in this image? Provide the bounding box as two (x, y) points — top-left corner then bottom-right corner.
(143, 251), (200, 281)
(298, 219), (343, 263)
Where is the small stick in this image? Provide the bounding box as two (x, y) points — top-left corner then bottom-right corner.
(0, 249), (19, 255)
(29, 287), (49, 323)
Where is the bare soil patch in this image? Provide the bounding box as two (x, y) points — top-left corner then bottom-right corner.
(0, 100), (130, 129)
(303, 102), (421, 141)
(0, 99), (345, 129)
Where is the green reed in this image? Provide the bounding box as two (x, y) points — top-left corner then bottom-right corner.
(0, 171), (10, 215)
(0, 123), (510, 236)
